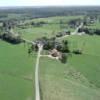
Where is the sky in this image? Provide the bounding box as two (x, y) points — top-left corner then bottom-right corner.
(0, 0), (100, 7)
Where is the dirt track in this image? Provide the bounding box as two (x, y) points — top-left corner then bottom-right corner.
(35, 44), (43, 100)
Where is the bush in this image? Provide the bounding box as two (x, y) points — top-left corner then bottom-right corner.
(60, 53), (67, 63)
(78, 28), (100, 35)
(60, 40), (70, 53)
(73, 50), (82, 54)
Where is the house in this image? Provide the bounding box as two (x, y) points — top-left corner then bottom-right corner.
(49, 48), (62, 59)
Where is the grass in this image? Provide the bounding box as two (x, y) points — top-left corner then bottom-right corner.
(15, 25), (60, 40)
(31, 15), (83, 23)
(85, 21), (100, 29)
(0, 74), (33, 100)
(0, 40), (37, 100)
(39, 35), (100, 100)
(67, 35), (100, 55)
(15, 16), (83, 40)
(40, 57), (100, 100)
(67, 35), (100, 88)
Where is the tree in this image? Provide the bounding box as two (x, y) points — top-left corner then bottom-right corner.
(73, 49), (82, 54)
(60, 40), (70, 53)
(60, 53), (67, 63)
(1, 31), (22, 44)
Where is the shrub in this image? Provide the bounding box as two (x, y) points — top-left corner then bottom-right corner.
(73, 50), (82, 54)
(60, 53), (67, 63)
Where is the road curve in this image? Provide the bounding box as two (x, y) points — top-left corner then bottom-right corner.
(56, 22), (84, 40)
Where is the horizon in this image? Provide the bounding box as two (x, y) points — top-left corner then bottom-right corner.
(0, 5), (100, 8)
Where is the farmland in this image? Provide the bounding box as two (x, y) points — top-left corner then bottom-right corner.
(0, 40), (35, 100)
(0, 6), (100, 100)
(14, 15), (83, 40)
(40, 35), (100, 100)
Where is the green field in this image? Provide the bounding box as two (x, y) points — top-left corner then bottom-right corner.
(15, 16), (83, 40)
(85, 20), (100, 29)
(40, 35), (100, 100)
(0, 40), (36, 100)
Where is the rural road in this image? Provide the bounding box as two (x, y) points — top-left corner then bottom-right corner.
(22, 38), (36, 45)
(57, 22), (84, 40)
(35, 44), (43, 100)
(22, 38), (43, 100)
(71, 22), (83, 35)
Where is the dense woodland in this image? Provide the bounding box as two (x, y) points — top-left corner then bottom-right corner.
(0, 6), (100, 21)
